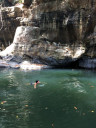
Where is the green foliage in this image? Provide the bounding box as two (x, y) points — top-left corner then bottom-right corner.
(18, 0), (22, 3)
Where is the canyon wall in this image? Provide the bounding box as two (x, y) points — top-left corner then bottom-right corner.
(0, 0), (96, 68)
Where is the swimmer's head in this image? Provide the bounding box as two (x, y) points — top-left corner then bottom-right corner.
(36, 80), (40, 83)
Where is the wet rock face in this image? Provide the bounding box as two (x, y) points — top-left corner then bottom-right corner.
(0, 6), (20, 48)
(37, 0), (95, 43)
(2, 0), (13, 7)
(79, 57), (96, 69)
(0, 0), (96, 68)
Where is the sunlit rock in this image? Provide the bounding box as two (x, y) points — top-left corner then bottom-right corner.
(20, 61), (49, 70)
(0, 43), (15, 56)
(72, 46), (85, 59)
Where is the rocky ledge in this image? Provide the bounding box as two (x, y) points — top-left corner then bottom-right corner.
(0, 58), (50, 70)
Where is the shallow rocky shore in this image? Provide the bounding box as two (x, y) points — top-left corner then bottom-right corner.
(0, 56), (50, 70)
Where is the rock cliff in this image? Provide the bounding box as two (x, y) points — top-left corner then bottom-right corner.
(0, 0), (96, 68)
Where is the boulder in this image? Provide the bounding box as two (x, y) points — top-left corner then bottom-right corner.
(8, 26), (85, 66)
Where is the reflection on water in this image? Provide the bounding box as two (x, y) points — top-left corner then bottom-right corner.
(0, 69), (96, 128)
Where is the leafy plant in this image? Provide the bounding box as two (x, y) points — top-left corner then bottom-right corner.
(18, 0), (22, 3)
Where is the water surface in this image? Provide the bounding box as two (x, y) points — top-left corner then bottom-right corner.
(0, 69), (96, 128)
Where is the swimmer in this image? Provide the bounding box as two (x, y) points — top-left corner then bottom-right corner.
(33, 80), (40, 89)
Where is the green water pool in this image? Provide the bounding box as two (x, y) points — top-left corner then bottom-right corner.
(0, 69), (96, 128)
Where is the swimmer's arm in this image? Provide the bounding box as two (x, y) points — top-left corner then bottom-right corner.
(31, 82), (35, 85)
